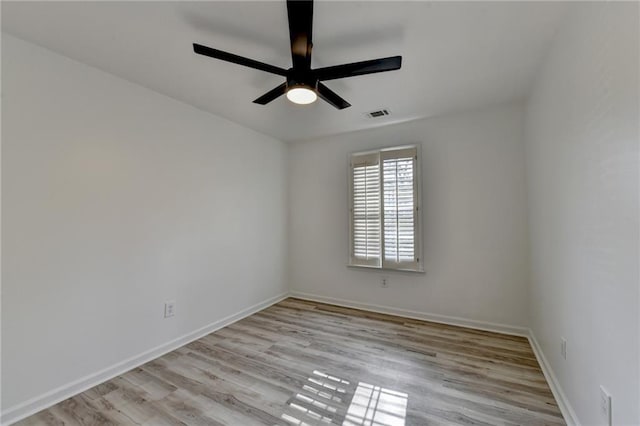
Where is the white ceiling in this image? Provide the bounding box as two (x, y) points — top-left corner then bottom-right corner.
(2, 1), (569, 142)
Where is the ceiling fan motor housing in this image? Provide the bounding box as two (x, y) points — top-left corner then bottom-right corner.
(286, 71), (318, 92)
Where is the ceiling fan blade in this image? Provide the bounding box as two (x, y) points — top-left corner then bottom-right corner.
(315, 56), (402, 81)
(253, 83), (288, 105)
(317, 83), (351, 109)
(193, 43), (288, 76)
(287, 0), (313, 70)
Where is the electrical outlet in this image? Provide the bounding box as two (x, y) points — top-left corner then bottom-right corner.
(599, 386), (612, 426)
(561, 338), (567, 360)
(381, 277), (389, 288)
(164, 301), (176, 318)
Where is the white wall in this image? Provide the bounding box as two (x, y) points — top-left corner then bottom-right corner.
(288, 103), (531, 330)
(524, 2), (639, 425)
(1, 34), (288, 416)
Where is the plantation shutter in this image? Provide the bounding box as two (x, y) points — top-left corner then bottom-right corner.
(381, 147), (419, 270)
(350, 153), (381, 267)
(349, 145), (421, 272)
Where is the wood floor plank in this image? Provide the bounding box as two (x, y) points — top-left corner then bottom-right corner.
(15, 298), (564, 425)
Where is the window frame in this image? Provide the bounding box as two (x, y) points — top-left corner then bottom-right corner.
(348, 145), (423, 273)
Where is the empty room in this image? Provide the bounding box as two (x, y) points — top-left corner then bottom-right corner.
(1, 1), (638, 425)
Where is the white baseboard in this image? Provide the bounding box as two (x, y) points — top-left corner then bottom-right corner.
(1, 292), (289, 426)
(289, 291), (530, 337)
(528, 330), (580, 426)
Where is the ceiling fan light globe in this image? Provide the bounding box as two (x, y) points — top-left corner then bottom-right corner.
(286, 87), (317, 105)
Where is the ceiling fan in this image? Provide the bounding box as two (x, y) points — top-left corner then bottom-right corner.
(192, 0), (402, 109)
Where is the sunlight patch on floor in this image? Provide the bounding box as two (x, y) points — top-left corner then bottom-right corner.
(343, 382), (408, 426)
(282, 370), (408, 426)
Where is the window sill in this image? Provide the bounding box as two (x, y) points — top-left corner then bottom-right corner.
(347, 264), (425, 274)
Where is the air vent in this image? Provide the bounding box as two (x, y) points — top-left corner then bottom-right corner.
(365, 109), (391, 118)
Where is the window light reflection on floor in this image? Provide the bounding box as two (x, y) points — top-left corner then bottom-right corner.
(281, 370), (408, 426)
(343, 382), (408, 426)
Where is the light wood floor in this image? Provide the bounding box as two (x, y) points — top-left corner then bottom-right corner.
(17, 298), (564, 426)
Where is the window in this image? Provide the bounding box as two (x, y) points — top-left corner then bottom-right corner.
(349, 146), (422, 272)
